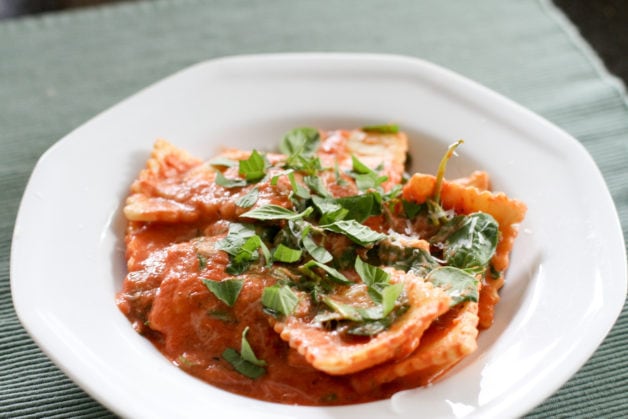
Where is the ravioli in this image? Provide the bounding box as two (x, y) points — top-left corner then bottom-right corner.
(271, 270), (450, 375)
(116, 126), (526, 405)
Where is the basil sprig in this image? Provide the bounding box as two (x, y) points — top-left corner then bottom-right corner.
(262, 284), (299, 317)
(202, 278), (244, 307)
(222, 327), (266, 379)
(430, 212), (499, 272)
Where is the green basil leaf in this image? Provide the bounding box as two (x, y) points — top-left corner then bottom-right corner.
(401, 199), (423, 219)
(227, 235), (262, 275)
(215, 171), (247, 188)
(335, 192), (382, 222)
(322, 297), (363, 322)
(313, 198), (339, 216)
(304, 175), (331, 198)
(241, 205), (313, 221)
(380, 282), (404, 317)
(238, 150), (268, 182)
(431, 212), (499, 271)
(426, 266), (479, 306)
(202, 278), (244, 307)
(287, 171), (310, 199)
(351, 155), (373, 175)
(346, 320), (389, 336)
(302, 234), (333, 264)
(262, 284), (299, 317)
(272, 243), (303, 263)
(197, 253), (208, 270)
(354, 257), (390, 287)
(300, 260), (352, 285)
(361, 124), (400, 134)
(355, 173), (388, 191)
(222, 348), (266, 379)
(209, 157), (238, 168)
(235, 187), (259, 208)
(279, 127), (320, 156)
(240, 327), (267, 367)
(321, 219), (386, 246)
(215, 223), (256, 255)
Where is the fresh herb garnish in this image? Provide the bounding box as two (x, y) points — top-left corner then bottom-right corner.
(362, 124), (400, 134)
(350, 155), (388, 191)
(320, 219), (386, 246)
(241, 204), (313, 221)
(235, 187), (259, 208)
(425, 266), (478, 306)
(300, 260), (352, 285)
(302, 234), (333, 263)
(430, 212), (499, 272)
(272, 243), (303, 263)
(401, 199), (423, 219)
(215, 224), (268, 274)
(215, 171), (247, 188)
(334, 192), (382, 222)
(202, 278), (244, 307)
(197, 253), (208, 270)
(262, 284), (299, 317)
(222, 327), (266, 379)
(209, 157), (238, 168)
(239, 150), (268, 182)
(304, 175), (331, 198)
(279, 127), (320, 156)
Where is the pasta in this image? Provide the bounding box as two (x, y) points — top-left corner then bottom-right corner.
(116, 126), (526, 405)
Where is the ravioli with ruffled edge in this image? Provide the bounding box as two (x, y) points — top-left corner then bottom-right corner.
(117, 126), (526, 405)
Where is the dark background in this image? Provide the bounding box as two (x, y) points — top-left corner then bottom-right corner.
(0, 0), (626, 87)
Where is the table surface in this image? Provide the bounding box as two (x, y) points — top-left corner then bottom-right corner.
(1, 0), (627, 418)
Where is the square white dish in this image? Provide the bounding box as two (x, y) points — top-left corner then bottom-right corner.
(11, 53), (627, 418)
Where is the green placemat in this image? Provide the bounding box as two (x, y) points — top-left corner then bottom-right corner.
(1, 0), (626, 417)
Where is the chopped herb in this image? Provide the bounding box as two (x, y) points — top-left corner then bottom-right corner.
(239, 150), (268, 182)
(197, 253), (208, 270)
(222, 327), (266, 379)
(202, 278), (244, 307)
(215, 223), (256, 255)
(426, 266), (478, 306)
(235, 187), (259, 208)
(355, 257), (389, 286)
(401, 199), (423, 219)
(239, 327), (267, 367)
(304, 175), (331, 198)
(209, 157), (238, 168)
(215, 171), (247, 188)
(302, 234), (333, 263)
(241, 204), (313, 221)
(216, 224), (267, 274)
(207, 309), (237, 323)
(320, 219), (386, 246)
(262, 284), (299, 317)
(362, 124), (400, 134)
(272, 243), (303, 263)
(287, 171), (311, 199)
(334, 192), (382, 222)
(227, 235), (263, 274)
(279, 127), (320, 157)
(430, 212), (499, 272)
(177, 354), (195, 368)
(300, 260), (352, 285)
(349, 155), (388, 190)
(380, 282), (404, 317)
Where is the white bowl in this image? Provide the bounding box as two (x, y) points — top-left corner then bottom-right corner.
(11, 53), (627, 419)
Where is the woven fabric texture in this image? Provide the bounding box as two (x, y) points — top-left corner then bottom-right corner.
(1, 0), (626, 417)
